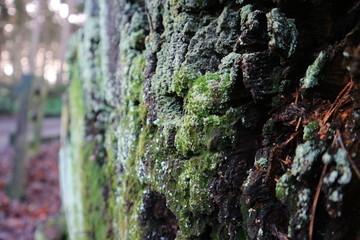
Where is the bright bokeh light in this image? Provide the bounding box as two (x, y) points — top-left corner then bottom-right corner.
(4, 64), (14, 76)
(4, 24), (14, 33)
(26, 2), (37, 14)
(48, 0), (61, 12)
(7, 7), (16, 16)
(44, 58), (59, 84)
(59, 3), (69, 19)
(45, 69), (57, 84)
(68, 14), (87, 25)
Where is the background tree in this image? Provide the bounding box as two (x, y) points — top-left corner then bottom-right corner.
(3, 0), (82, 199)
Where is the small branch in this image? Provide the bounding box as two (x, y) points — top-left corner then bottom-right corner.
(275, 131), (300, 151)
(295, 116), (302, 132)
(323, 81), (353, 124)
(294, 88), (299, 104)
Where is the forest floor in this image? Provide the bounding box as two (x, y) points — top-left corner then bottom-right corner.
(0, 141), (62, 240)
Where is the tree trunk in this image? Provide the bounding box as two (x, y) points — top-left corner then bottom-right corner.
(7, 74), (33, 199)
(60, 0), (360, 239)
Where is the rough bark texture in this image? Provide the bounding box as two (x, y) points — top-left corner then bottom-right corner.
(60, 0), (360, 239)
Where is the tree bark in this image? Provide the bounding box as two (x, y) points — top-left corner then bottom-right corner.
(61, 0), (360, 239)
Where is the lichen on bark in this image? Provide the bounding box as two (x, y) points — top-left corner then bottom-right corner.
(60, 0), (360, 239)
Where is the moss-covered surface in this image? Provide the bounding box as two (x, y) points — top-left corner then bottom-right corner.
(60, 48), (86, 240)
(60, 0), (360, 239)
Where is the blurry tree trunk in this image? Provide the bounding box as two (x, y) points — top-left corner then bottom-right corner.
(11, 0), (28, 83)
(7, 0), (43, 199)
(0, 3), (9, 55)
(7, 75), (33, 199)
(28, 0), (47, 153)
(30, 79), (47, 152)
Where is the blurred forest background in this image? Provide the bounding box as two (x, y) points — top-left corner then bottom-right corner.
(0, 1), (85, 239)
(0, 0), (85, 115)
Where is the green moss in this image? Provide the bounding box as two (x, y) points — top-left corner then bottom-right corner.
(185, 72), (232, 117)
(115, 50), (147, 238)
(175, 115), (202, 156)
(82, 145), (110, 240)
(303, 120), (319, 140)
(63, 60), (87, 240)
(300, 51), (328, 89)
(69, 57), (112, 239)
(173, 67), (200, 97)
(135, 98), (237, 237)
(63, 1), (276, 238)
(175, 107), (240, 157)
(167, 152), (224, 236)
(117, 159), (143, 239)
(141, 64), (243, 237)
(203, 109), (239, 149)
(127, 53), (146, 102)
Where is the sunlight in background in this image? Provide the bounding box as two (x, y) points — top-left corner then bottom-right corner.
(48, 0), (61, 12)
(4, 24), (14, 33)
(59, 4), (69, 19)
(0, 0), (84, 85)
(7, 7), (16, 16)
(44, 64), (57, 84)
(49, 0), (70, 20)
(68, 13), (86, 24)
(4, 63), (14, 76)
(26, 2), (37, 15)
(1, 51), (13, 77)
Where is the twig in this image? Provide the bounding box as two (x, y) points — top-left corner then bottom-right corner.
(294, 88), (299, 104)
(309, 164), (328, 240)
(323, 81), (353, 124)
(274, 131), (300, 151)
(267, 132), (300, 178)
(295, 116), (302, 132)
